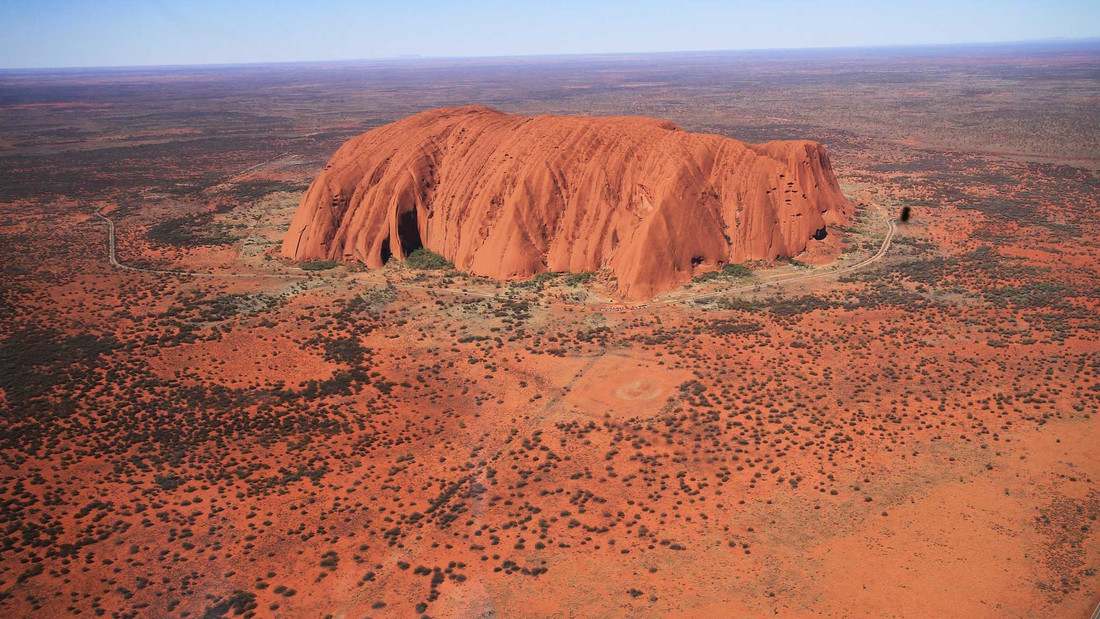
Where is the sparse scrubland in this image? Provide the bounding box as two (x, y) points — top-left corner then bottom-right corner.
(0, 41), (1097, 618)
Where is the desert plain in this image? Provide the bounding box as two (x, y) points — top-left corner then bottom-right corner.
(0, 41), (1098, 617)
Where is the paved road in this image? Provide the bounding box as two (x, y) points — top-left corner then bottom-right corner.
(94, 206), (615, 301)
(94, 201), (896, 306)
(664, 203), (897, 306)
(95, 147), (897, 304)
(91, 151), (311, 279)
(93, 208), (309, 280)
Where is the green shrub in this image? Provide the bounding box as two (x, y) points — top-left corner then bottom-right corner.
(720, 263), (753, 278)
(154, 473), (183, 491)
(404, 248), (452, 270)
(564, 271), (596, 286)
(693, 263), (754, 283)
(300, 260), (338, 271)
(514, 271), (560, 290)
(149, 213), (238, 247)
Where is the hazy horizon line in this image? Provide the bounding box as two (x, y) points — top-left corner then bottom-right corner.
(2, 35), (1097, 73)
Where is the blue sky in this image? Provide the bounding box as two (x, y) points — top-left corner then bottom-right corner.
(2, 0), (1098, 68)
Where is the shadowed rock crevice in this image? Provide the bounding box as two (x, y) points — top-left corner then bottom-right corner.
(379, 236), (392, 265)
(397, 209), (423, 257)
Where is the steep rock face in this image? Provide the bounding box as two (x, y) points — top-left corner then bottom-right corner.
(282, 106), (850, 300)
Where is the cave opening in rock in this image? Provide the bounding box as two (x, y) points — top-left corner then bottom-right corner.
(397, 208), (423, 256)
(380, 236), (392, 264)
(812, 226), (828, 241)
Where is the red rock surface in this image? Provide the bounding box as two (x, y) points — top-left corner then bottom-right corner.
(282, 106), (850, 299)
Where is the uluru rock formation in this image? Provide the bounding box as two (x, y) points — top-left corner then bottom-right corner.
(282, 106), (850, 299)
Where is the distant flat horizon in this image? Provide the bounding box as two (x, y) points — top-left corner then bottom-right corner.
(1, 36), (1097, 73)
(2, 0), (1098, 70)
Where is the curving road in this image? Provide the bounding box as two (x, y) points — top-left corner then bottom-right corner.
(662, 203), (897, 306)
(94, 202), (896, 305)
(93, 208), (309, 280)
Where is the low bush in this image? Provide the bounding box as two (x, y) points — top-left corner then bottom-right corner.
(405, 248), (453, 270)
(694, 263), (754, 282)
(300, 260), (338, 271)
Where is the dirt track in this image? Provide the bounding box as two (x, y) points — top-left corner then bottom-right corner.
(93, 202), (895, 304)
(664, 202), (896, 306)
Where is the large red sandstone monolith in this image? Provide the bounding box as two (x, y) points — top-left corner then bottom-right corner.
(283, 106), (850, 300)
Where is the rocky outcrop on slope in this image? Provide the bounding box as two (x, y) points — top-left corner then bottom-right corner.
(282, 106), (850, 299)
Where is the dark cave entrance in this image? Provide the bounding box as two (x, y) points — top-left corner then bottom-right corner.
(380, 236), (392, 264)
(812, 226), (828, 241)
(397, 208), (423, 256)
